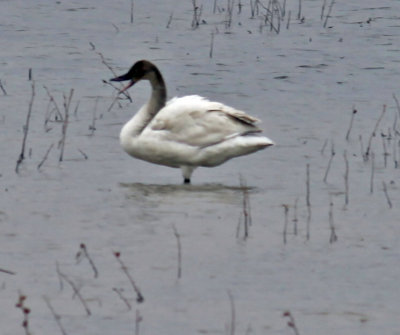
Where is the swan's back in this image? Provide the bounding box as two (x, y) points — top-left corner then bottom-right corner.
(147, 95), (264, 148)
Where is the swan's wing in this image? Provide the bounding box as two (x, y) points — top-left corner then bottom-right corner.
(147, 95), (262, 148)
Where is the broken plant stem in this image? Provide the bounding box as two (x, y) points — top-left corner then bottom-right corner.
(135, 309), (143, 335)
(130, 0), (134, 23)
(366, 104), (386, 160)
(382, 181), (392, 209)
(37, 143), (54, 171)
(76, 243), (99, 278)
(343, 150), (349, 207)
(227, 290), (236, 335)
(43, 295), (68, 335)
(209, 30), (215, 58)
(56, 263), (92, 316)
(0, 267), (16, 275)
(370, 152), (375, 194)
(329, 199), (338, 243)
(282, 204), (289, 244)
(0, 79), (7, 95)
(323, 141), (335, 183)
(172, 224), (182, 279)
(306, 163), (311, 241)
(292, 198), (298, 235)
(113, 251), (144, 303)
(112, 288), (132, 310)
(239, 175), (251, 240)
(283, 310), (300, 335)
(323, 0), (335, 28)
(345, 108), (357, 141)
(16, 80), (35, 173)
(59, 89), (74, 162)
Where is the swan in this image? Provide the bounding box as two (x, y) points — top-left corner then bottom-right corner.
(111, 60), (274, 184)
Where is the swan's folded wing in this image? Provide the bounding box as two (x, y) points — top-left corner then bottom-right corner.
(148, 96), (262, 148)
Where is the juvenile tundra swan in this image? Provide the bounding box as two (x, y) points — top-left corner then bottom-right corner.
(111, 60), (274, 184)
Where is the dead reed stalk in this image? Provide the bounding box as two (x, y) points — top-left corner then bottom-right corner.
(166, 12), (174, 28)
(365, 104), (386, 160)
(75, 243), (99, 278)
(191, 0), (203, 29)
(321, 0), (327, 20)
(238, 175), (251, 240)
(56, 263), (92, 316)
(306, 163), (311, 241)
(343, 150), (349, 207)
(323, 141), (335, 183)
(112, 288), (132, 310)
(130, 0), (134, 23)
(345, 108), (357, 141)
(0, 79), (7, 95)
(381, 134), (389, 168)
(135, 309), (143, 335)
(282, 204), (289, 244)
(172, 224), (182, 279)
(370, 152), (375, 194)
(292, 198), (298, 235)
(37, 143), (54, 171)
(58, 89), (74, 162)
(323, 0), (336, 28)
(43, 295), (68, 335)
(382, 181), (392, 209)
(329, 199), (338, 243)
(113, 251), (144, 303)
(0, 267), (16, 275)
(283, 310), (300, 335)
(227, 291), (236, 335)
(209, 30), (215, 58)
(297, 0), (302, 20)
(16, 80), (35, 173)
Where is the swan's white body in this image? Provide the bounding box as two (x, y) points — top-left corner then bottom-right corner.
(113, 60), (274, 183)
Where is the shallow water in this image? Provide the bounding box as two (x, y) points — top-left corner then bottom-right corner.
(1, 1), (400, 334)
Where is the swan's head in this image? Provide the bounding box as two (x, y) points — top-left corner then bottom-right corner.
(110, 60), (156, 93)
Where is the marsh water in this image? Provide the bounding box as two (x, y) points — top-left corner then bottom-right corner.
(1, 1), (400, 334)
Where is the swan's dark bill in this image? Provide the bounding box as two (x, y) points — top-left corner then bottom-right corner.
(112, 60), (274, 183)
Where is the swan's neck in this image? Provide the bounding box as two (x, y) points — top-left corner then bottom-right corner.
(147, 69), (167, 119)
(124, 69), (167, 138)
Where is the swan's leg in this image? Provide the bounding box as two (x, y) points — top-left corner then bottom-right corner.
(181, 166), (196, 184)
